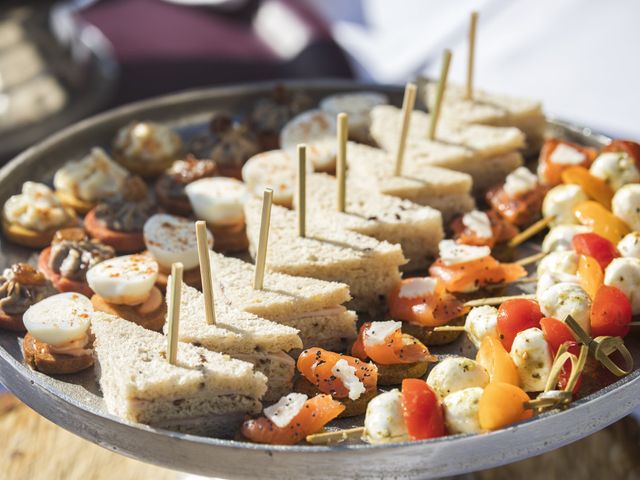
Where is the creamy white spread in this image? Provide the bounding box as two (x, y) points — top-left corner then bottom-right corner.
(3, 181), (71, 231)
(438, 240), (490, 266)
(332, 359), (365, 401)
(550, 143), (586, 165)
(399, 277), (437, 298)
(504, 166), (538, 198)
(116, 121), (181, 163)
(462, 210), (492, 239)
(264, 393), (307, 428)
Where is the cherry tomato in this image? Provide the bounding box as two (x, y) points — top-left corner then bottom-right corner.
(556, 341), (583, 395)
(573, 201), (630, 245)
(590, 285), (632, 338)
(478, 382), (533, 431)
(576, 254), (604, 299)
(561, 166), (614, 209)
(572, 232), (619, 270)
(540, 317), (575, 354)
(603, 139), (640, 169)
(476, 336), (520, 386)
(497, 299), (544, 351)
(538, 139), (597, 186)
(401, 378), (446, 440)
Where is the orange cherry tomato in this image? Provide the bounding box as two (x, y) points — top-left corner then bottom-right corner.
(590, 285), (632, 338)
(538, 138), (598, 186)
(603, 139), (640, 169)
(540, 317), (576, 354)
(478, 382), (533, 431)
(297, 348), (378, 399)
(352, 322), (434, 365)
(476, 336), (520, 386)
(429, 256), (527, 294)
(561, 166), (614, 209)
(573, 201), (630, 245)
(387, 278), (468, 327)
(241, 394), (345, 445)
(572, 232), (619, 270)
(496, 299), (543, 351)
(576, 254), (604, 299)
(485, 184), (548, 228)
(401, 379), (445, 440)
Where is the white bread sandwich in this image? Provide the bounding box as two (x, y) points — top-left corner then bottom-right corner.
(210, 252), (357, 351)
(167, 282), (302, 401)
(302, 172), (444, 270)
(424, 82), (545, 153)
(370, 105), (526, 194)
(244, 195), (406, 317)
(346, 142), (475, 222)
(91, 311), (267, 436)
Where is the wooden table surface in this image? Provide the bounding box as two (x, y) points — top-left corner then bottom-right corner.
(2, 393), (639, 480)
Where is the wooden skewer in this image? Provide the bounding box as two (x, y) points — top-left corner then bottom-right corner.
(484, 275), (538, 290)
(167, 262), (184, 365)
(428, 49), (452, 140)
(297, 144), (307, 238)
(515, 251), (547, 267)
(464, 293), (536, 308)
(336, 113), (348, 212)
(306, 427), (365, 445)
(508, 216), (555, 248)
(630, 321), (640, 327)
(195, 221), (215, 325)
(433, 325), (466, 333)
(393, 83), (417, 176)
(465, 11), (478, 100)
(253, 188), (273, 290)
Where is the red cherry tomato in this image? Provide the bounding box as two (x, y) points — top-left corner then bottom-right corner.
(572, 232), (619, 270)
(401, 379), (445, 441)
(557, 341), (583, 395)
(497, 299), (543, 351)
(540, 317), (576, 354)
(590, 285), (632, 337)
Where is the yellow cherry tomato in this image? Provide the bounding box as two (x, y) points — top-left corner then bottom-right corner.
(573, 201), (630, 244)
(478, 382), (533, 431)
(561, 166), (614, 210)
(476, 336), (520, 386)
(577, 254), (604, 300)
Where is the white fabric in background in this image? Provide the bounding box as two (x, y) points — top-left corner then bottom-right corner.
(307, 0), (640, 138)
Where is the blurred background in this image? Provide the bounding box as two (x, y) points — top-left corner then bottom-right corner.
(2, 0), (640, 478)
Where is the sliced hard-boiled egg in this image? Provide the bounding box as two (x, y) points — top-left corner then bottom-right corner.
(280, 109), (336, 172)
(185, 177), (247, 226)
(87, 254), (158, 305)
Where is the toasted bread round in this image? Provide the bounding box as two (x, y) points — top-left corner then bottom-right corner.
(210, 221), (248, 253)
(2, 209), (77, 249)
(155, 266), (202, 291)
(91, 292), (167, 331)
(38, 247), (94, 297)
(0, 309), (25, 332)
(23, 333), (94, 375)
(114, 154), (174, 178)
(84, 208), (145, 253)
(376, 361), (429, 386)
(403, 317), (465, 347)
(293, 376), (378, 418)
(55, 190), (95, 215)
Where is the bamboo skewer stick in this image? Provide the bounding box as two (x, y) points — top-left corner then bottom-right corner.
(394, 83), (417, 176)
(167, 262), (184, 365)
(508, 216), (555, 248)
(306, 427), (365, 445)
(428, 49), (452, 140)
(465, 11), (478, 100)
(336, 113), (348, 212)
(253, 188), (273, 290)
(297, 144), (307, 238)
(433, 325), (466, 333)
(464, 293), (536, 308)
(515, 251), (547, 267)
(195, 221), (215, 325)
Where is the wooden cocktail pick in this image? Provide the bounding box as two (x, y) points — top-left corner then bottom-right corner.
(166, 262), (184, 365)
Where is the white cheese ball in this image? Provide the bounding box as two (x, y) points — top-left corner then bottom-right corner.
(442, 387), (484, 434)
(604, 257), (640, 315)
(427, 357), (489, 400)
(618, 232), (640, 259)
(464, 306), (499, 348)
(510, 328), (552, 392)
(363, 389), (409, 445)
(590, 152), (640, 191)
(535, 271), (579, 300)
(538, 283), (592, 334)
(542, 225), (591, 253)
(542, 184), (587, 226)
(612, 184), (640, 231)
(537, 250), (579, 278)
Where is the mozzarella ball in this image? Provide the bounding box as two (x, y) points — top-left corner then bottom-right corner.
(542, 225), (591, 253)
(538, 283), (592, 334)
(542, 184), (587, 225)
(510, 328), (553, 392)
(604, 257), (640, 314)
(612, 184), (640, 231)
(590, 152), (640, 191)
(535, 271), (579, 299)
(427, 357), (489, 400)
(363, 389), (409, 444)
(464, 306), (499, 348)
(618, 232), (640, 259)
(537, 250), (579, 278)
(442, 387), (484, 434)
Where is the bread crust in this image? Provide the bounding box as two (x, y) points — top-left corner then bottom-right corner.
(91, 293), (167, 332)
(294, 376), (377, 418)
(84, 208), (145, 253)
(38, 247), (94, 297)
(23, 332), (94, 374)
(2, 209), (77, 249)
